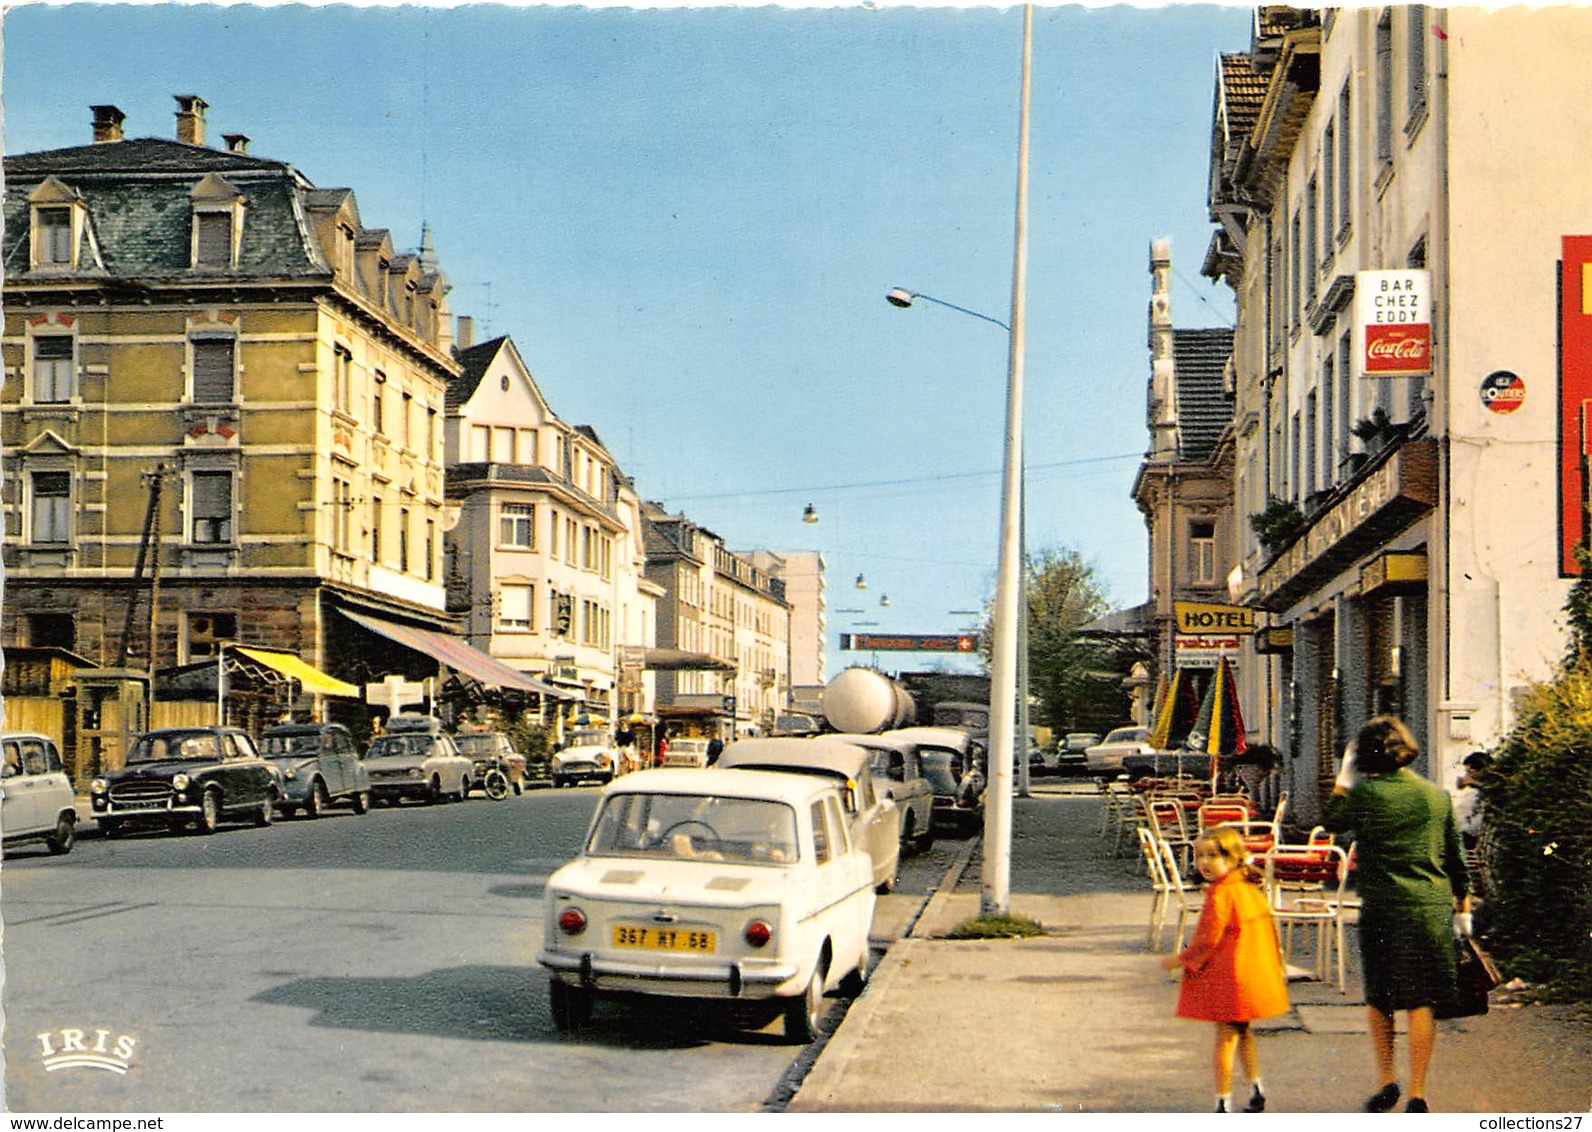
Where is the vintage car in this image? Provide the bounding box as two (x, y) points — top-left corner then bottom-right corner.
(550, 727), (620, 787)
(453, 730), (529, 795)
(715, 737), (901, 894)
(1056, 732), (1101, 775)
(2, 732), (79, 856)
(826, 732), (935, 854)
(537, 767), (875, 1042)
(90, 726), (282, 836)
(881, 725), (987, 836)
(365, 715), (471, 804)
(260, 722), (372, 818)
(661, 738), (713, 769)
(1085, 725), (1160, 776)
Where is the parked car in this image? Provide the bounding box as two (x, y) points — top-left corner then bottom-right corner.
(828, 732), (935, 854)
(453, 731), (529, 795)
(882, 726), (986, 835)
(1121, 747), (1215, 783)
(551, 727), (621, 787)
(2, 732), (79, 856)
(715, 736), (901, 894)
(1056, 732), (1100, 775)
(1084, 726), (1159, 776)
(260, 722), (372, 818)
(537, 766), (875, 1042)
(365, 715), (471, 804)
(90, 726), (282, 836)
(661, 738), (713, 769)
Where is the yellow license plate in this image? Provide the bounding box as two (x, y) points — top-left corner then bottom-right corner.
(612, 925), (716, 952)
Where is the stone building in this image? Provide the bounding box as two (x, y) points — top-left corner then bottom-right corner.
(2, 97), (460, 723)
(1202, 7), (1592, 820)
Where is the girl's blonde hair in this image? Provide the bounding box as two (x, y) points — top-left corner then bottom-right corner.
(1199, 825), (1264, 884)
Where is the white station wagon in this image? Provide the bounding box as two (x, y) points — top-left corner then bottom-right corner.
(538, 767), (875, 1042)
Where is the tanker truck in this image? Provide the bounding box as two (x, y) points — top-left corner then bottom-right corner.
(821, 667), (917, 734)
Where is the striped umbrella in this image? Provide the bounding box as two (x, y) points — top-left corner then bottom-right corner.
(1146, 666), (1201, 751)
(1184, 655), (1247, 787)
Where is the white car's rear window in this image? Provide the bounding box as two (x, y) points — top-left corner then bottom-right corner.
(588, 792), (800, 865)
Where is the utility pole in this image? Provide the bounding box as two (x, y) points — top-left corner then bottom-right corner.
(116, 464), (170, 722)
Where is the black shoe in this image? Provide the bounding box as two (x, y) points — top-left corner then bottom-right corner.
(1215, 1100), (1228, 1113)
(1405, 1098), (1430, 1113)
(1365, 1083), (1401, 1112)
(1243, 1087), (1266, 1113)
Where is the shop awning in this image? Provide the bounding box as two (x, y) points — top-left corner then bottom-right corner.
(641, 647), (736, 672)
(340, 609), (577, 698)
(234, 647), (360, 698)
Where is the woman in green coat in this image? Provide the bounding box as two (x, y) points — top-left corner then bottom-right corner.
(1323, 716), (1471, 1113)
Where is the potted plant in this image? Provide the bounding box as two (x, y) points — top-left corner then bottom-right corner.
(1249, 497), (1307, 556)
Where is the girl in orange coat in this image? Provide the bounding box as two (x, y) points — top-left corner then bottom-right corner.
(1160, 825), (1290, 1112)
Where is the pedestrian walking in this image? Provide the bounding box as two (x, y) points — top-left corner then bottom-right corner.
(1159, 824), (1290, 1112)
(705, 737), (724, 766)
(1322, 716), (1472, 1114)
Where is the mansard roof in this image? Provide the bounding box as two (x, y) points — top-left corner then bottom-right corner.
(1173, 327), (1235, 462)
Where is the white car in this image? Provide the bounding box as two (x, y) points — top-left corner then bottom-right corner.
(551, 728), (621, 786)
(538, 767), (875, 1042)
(1085, 725), (1158, 776)
(827, 732), (935, 855)
(716, 737), (902, 894)
(661, 738), (713, 768)
(2, 732), (78, 856)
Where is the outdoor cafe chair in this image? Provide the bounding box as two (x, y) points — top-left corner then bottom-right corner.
(1197, 800), (1254, 836)
(1214, 818), (1279, 858)
(1155, 832), (1207, 955)
(1145, 796), (1195, 872)
(1135, 825), (1175, 951)
(1263, 842), (1353, 990)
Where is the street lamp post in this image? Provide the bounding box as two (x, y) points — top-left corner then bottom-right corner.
(883, 4), (1033, 917)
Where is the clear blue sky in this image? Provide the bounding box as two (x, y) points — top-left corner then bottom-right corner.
(2, 1), (1247, 680)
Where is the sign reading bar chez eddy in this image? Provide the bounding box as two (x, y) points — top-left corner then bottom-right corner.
(1355, 269), (1432, 378)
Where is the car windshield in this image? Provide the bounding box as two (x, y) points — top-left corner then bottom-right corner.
(367, 735), (432, 759)
(262, 733), (322, 756)
(918, 748), (959, 793)
(453, 734), (501, 756)
(128, 732), (220, 762)
(587, 792), (800, 866)
(1105, 728), (1144, 743)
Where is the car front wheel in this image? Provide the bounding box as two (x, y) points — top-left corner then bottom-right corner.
(196, 790), (221, 835)
(303, 779), (327, 819)
(351, 790), (371, 815)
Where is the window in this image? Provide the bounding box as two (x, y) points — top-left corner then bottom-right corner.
(426, 407), (436, 458)
(333, 345), (353, 414)
(1290, 210), (1302, 331)
(25, 613), (75, 650)
(500, 584), (533, 630)
(1337, 84), (1352, 230)
(371, 496), (383, 563)
(471, 425), (490, 462)
(398, 507), (410, 573)
(1406, 6), (1428, 125)
(549, 509), (560, 558)
(192, 338), (236, 404)
(1189, 520), (1216, 585)
(1337, 330), (1354, 468)
(1321, 356), (1336, 486)
(810, 801), (832, 864)
(333, 478), (352, 553)
(492, 426), (516, 464)
(35, 206), (73, 267)
(402, 392), (413, 449)
(519, 428), (539, 465)
(1305, 179), (1318, 306)
(32, 336), (75, 402)
(185, 612), (236, 660)
(583, 525), (596, 570)
(190, 471), (233, 544)
(500, 502), (535, 548)
(425, 519), (435, 581)
(195, 211), (232, 268)
(30, 471), (71, 543)
(566, 517), (578, 564)
(1376, 11), (1394, 164)
(373, 372), (386, 434)
(1291, 413), (1303, 500)
(1305, 390), (1319, 497)
(1322, 122), (1336, 255)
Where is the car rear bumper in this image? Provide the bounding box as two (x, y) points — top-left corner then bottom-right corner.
(538, 948), (800, 999)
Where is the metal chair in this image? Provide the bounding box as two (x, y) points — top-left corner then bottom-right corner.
(1135, 825), (1175, 951)
(1263, 842), (1353, 989)
(1155, 833), (1207, 954)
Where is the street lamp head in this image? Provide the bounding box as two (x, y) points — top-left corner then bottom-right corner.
(802, 503), (819, 524)
(885, 287), (916, 309)
(880, 594), (891, 607)
(854, 573), (868, 590)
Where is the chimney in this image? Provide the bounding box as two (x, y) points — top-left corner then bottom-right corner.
(456, 316), (474, 351)
(174, 94), (209, 146)
(91, 105), (126, 144)
(223, 133), (251, 154)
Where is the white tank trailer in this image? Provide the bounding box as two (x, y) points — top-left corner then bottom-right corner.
(821, 667), (916, 735)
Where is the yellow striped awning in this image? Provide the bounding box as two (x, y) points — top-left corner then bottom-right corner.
(235, 647), (360, 698)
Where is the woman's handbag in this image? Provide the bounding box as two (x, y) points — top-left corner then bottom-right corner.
(1435, 934), (1502, 1019)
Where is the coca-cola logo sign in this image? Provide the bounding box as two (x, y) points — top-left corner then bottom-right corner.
(1365, 323), (1432, 373)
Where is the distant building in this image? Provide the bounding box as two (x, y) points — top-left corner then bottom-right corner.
(2, 96), (459, 725)
(743, 549), (826, 689)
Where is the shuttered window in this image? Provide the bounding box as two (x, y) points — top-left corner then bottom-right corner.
(192, 339), (235, 403)
(191, 472), (233, 544)
(31, 471), (71, 543)
(32, 336), (75, 402)
(195, 212), (232, 267)
(36, 207), (72, 266)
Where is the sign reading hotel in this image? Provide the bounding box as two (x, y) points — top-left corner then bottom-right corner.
(1173, 601), (1254, 635)
(1559, 236), (1592, 575)
(840, 633), (977, 653)
(1355, 269), (1432, 378)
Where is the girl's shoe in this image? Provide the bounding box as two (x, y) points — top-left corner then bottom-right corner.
(1365, 1083), (1401, 1112)
(1242, 1087), (1266, 1113)
(1405, 1098), (1430, 1113)
(1214, 1100), (1229, 1113)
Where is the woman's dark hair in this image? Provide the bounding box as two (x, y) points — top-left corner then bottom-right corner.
(1355, 716), (1419, 774)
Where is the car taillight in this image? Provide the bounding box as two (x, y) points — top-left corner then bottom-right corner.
(744, 919), (773, 948)
(557, 907), (587, 936)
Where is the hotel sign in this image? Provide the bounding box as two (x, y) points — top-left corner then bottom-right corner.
(1254, 438), (1438, 611)
(1355, 270), (1432, 378)
(1174, 601), (1254, 634)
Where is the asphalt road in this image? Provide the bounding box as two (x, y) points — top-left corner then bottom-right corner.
(0, 785), (960, 1113)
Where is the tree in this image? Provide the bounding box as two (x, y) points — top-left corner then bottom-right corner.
(978, 547), (1136, 736)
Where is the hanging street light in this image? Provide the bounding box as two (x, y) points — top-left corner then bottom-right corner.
(802, 503), (819, 524)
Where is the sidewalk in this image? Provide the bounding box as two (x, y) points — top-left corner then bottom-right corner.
(789, 785), (1592, 1113)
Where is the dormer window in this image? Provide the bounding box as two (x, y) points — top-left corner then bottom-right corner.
(28, 178), (89, 271)
(36, 208), (73, 266)
(189, 172), (244, 270)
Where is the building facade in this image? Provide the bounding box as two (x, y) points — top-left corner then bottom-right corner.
(1132, 239), (1238, 699)
(443, 332), (657, 724)
(2, 97), (459, 713)
(744, 548), (826, 696)
(1203, 7), (1591, 821)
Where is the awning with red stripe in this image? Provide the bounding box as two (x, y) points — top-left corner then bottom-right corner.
(340, 609), (578, 699)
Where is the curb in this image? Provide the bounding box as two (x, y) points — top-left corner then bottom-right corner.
(788, 836), (978, 1110)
